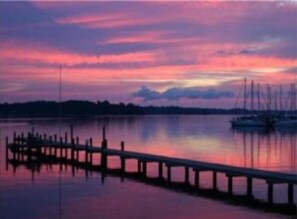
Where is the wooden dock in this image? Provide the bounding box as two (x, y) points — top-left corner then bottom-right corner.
(5, 128), (297, 208)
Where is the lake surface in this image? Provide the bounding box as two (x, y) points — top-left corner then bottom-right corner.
(0, 115), (296, 219)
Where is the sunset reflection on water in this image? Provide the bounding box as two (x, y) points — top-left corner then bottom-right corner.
(0, 115), (296, 219)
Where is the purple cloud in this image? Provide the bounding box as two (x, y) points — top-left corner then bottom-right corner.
(133, 86), (234, 101)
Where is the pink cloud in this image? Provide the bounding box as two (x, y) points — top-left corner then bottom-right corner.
(0, 40), (157, 66)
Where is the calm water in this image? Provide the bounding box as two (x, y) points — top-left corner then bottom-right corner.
(0, 115), (296, 219)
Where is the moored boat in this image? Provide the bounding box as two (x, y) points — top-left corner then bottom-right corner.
(275, 115), (297, 127)
(231, 115), (275, 128)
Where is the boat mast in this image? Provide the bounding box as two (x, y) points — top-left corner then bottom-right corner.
(257, 83), (260, 113)
(290, 84), (294, 113)
(59, 65), (62, 137)
(279, 85), (283, 113)
(251, 80), (254, 114)
(292, 84), (296, 113)
(244, 78), (247, 113)
(275, 89), (278, 112)
(267, 84), (270, 112)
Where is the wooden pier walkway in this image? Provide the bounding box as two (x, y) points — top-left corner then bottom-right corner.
(5, 128), (297, 208)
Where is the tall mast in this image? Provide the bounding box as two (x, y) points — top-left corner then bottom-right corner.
(267, 84), (270, 111)
(251, 80), (254, 113)
(59, 65), (62, 137)
(279, 85), (283, 112)
(244, 78), (247, 113)
(59, 65), (62, 105)
(291, 84), (294, 112)
(292, 84), (296, 113)
(257, 83), (260, 112)
(274, 89), (278, 112)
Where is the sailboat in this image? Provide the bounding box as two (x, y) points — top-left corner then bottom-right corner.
(230, 79), (274, 128)
(274, 84), (297, 128)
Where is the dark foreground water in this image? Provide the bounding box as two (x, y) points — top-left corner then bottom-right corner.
(0, 115), (296, 219)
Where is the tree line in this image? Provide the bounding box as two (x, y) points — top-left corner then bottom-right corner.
(0, 100), (244, 117)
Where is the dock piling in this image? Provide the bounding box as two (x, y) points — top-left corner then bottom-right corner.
(158, 162), (163, 179)
(137, 160), (142, 173)
(59, 137), (63, 157)
(185, 167), (189, 184)
(213, 171), (217, 190)
(85, 140), (89, 163)
(167, 165), (171, 182)
(71, 138), (75, 161)
(101, 127), (108, 150)
(228, 175), (233, 195)
(194, 170), (200, 187)
(288, 183), (294, 206)
(247, 177), (253, 198)
(142, 161), (147, 177)
(268, 182), (274, 204)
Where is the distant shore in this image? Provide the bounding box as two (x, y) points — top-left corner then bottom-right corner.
(0, 100), (248, 118)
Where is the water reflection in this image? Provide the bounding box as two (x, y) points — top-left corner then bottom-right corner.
(0, 116), (296, 219)
(6, 156), (296, 217)
(232, 127), (297, 173)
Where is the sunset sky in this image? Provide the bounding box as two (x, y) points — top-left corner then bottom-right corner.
(0, 1), (296, 108)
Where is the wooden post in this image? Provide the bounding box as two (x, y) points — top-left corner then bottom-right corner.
(194, 170), (200, 188)
(142, 161), (147, 177)
(17, 135), (20, 144)
(101, 153), (107, 169)
(228, 175), (233, 195)
(268, 182), (273, 204)
(121, 157), (125, 172)
(185, 166), (189, 184)
(288, 183), (294, 206)
(138, 160), (142, 173)
(48, 136), (52, 156)
(71, 138), (75, 161)
(85, 140), (89, 163)
(43, 133), (47, 140)
(247, 177), (253, 198)
(101, 126), (108, 149)
(120, 141), (125, 172)
(89, 138), (93, 164)
(213, 171), (217, 190)
(76, 136), (79, 145)
(158, 162), (163, 179)
(59, 137), (63, 157)
(167, 165), (171, 182)
(52, 136), (57, 156)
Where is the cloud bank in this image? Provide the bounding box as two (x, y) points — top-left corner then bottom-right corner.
(132, 86), (234, 101)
